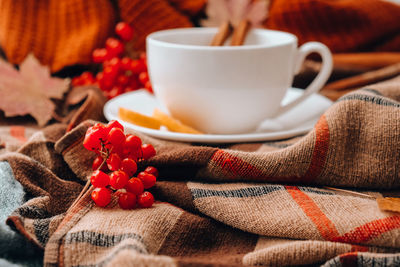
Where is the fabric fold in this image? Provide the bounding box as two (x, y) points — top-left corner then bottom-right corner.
(2, 77), (400, 266)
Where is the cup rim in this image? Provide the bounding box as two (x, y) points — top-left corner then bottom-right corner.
(146, 27), (298, 50)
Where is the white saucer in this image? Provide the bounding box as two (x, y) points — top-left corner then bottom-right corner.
(103, 88), (332, 144)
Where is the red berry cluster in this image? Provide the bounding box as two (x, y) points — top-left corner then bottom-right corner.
(83, 120), (157, 209)
(72, 22), (152, 99)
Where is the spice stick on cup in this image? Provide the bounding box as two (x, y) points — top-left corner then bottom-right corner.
(210, 21), (233, 46)
(230, 19), (251, 46)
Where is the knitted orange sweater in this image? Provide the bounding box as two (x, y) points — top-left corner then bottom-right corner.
(266, 0), (400, 52)
(1, 0), (399, 73)
(0, 0), (205, 72)
(0, 0), (117, 72)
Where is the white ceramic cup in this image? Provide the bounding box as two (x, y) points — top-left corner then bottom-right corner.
(147, 28), (333, 134)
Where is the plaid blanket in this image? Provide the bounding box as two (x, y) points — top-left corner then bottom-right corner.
(1, 77), (400, 266)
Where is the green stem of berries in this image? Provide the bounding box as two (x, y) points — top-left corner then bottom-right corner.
(84, 120), (157, 209)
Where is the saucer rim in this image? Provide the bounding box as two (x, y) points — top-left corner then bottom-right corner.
(103, 88), (328, 144)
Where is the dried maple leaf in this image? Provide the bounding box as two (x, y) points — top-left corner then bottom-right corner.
(0, 54), (69, 126)
(201, 0), (270, 28)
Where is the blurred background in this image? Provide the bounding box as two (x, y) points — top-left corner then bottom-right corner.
(0, 0), (399, 100)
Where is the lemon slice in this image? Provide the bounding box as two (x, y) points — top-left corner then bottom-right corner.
(118, 107), (162, 130)
(152, 108), (203, 134)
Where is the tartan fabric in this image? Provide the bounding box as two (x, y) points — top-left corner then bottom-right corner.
(0, 126), (37, 154)
(2, 77), (400, 266)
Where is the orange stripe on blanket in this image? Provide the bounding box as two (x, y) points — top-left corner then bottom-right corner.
(287, 185), (400, 245)
(333, 216), (400, 244)
(213, 150), (298, 182)
(212, 115), (329, 183)
(214, 150), (265, 180)
(10, 126), (27, 143)
(285, 186), (340, 240)
(302, 115), (330, 183)
(53, 191), (93, 235)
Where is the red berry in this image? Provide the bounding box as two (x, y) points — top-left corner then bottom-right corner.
(109, 86), (124, 98)
(144, 81), (153, 93)
(93, 122), (108, 137)
(107, 153), (121, 171)
(92, 48), (110, 63)
(124, 86), (135, 92)
(137, 191), (154, 208)
(103, 66), (118, 84)
(138, 72), (149, 85)
(125, 178), (144, 195)
(71, 76), (84, 86)
(121, 57), (132, 71)
(128, 76), (141, 90)
(141, 144), (156, 160)
(72, 72), (96, 86)
(96, 72), (113, 91)
(120, 158), (137, 177)
(144, 166), (158, 178)
(92, 155), (102, 170)
(117, 74), (130, 87)
(107, 128), (126, 147)
(106, 142), (125, 159)
(80, 72), (96, 84)
(106, 120), (124, 132)
(137, 172), (156, 189)
(110, 170), (129, 189)
(115, 22), (134, 42)
(126, 148), (142, 162)
(106, 38), (124, 57)
(91, 187), (111, 207)
(140, 59), (147, 69)
(129, 60), (145, 74)
(125, 135), (142, 151)
(90, 170), (110, 188)
(105, 88), (119, 100)
(103, 57), (122, 73)
(83, 124), (107, 151)
(92, 155), (108, 171)
(118, 191), (136, 209)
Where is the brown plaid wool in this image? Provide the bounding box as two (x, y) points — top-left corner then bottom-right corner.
(2, 77), (400, 266)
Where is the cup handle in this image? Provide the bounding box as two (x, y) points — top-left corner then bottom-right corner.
(274, 42), (333, 116)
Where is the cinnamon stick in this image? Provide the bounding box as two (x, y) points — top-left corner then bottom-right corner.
(210, 21), (233, 46)
(230, 20), (251, 46)
(323, 186), (375, 199)
(333, 52), (400, 70)
(322, 62), (400, 92)
(324, 186), (400, 214)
